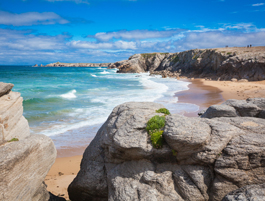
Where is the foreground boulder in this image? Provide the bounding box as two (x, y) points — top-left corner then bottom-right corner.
(0, 134), (56, 200)
(68, 99), (265, 201)
(0, 83), (62, 201)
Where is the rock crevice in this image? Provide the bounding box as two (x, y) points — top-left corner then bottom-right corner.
(68, 99), (265, 201)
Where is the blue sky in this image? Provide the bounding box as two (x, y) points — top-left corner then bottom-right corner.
(0, 0), (265, 64)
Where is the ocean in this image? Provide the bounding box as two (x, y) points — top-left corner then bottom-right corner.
(0, 66), (199, 150)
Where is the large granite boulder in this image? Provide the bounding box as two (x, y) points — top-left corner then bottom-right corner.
(0, 83), (62, 201)
(0, 134), (57, 201)
(202, 98), (265, 119)
(69, 99), (265, 201)
(0, 91), (30, 144)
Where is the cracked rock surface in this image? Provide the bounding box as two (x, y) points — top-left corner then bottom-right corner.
(69, 99), (265, 201)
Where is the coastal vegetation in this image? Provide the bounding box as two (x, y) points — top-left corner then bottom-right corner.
(8, 138), (19, 142)
(156, 108), (170, 115)
(171, 54), (179, 63)
(146, 108), (170, 148)
(141, 53), (157, 59)
(146, 115), (165, 148)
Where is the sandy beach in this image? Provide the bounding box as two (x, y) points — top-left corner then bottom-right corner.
(46, 78), (265, 200)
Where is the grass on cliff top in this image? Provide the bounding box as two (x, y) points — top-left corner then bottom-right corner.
(141, 53), (157, 58)
(8, 138), (19, 142)
(156, 108), (170, 115)
(171, 55), (180, 63)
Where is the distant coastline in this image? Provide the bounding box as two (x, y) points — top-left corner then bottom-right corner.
(34, 62), (112, 67)
(40, 46), (265, 81)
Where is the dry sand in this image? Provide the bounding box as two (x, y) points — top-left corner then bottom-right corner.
(46, 78), (265, 199)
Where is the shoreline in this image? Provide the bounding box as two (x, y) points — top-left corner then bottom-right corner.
(176, 79), (224, 117)
(46, 78), (265, 199)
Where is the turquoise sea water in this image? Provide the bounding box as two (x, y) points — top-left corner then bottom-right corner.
(0, 66), (199, 150)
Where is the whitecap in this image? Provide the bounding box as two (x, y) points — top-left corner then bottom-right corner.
(91, 74), (97, 77)
(60, 89), (77, 99)
(100, 70), (109, 74)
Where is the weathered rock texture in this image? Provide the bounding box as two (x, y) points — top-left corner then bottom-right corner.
(108, 46), (265, 81)
(69, 99), (265, 201)
(0, 83), (61, 201)
(45, 62), (111, 67)
(222, 184), (265, 201)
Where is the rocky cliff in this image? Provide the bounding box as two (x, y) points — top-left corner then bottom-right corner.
(45, 62), (111, 67)
(0, 82), (63, 201)
(108, 46), (265, 81)
(68, 99), (265, 201)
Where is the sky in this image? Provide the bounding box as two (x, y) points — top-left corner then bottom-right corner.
(0, 0), (265, 65)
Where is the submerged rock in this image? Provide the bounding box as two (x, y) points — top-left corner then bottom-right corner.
(69, 99), (265, 201)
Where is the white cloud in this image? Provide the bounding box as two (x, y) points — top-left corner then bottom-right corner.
(0, 29), (69, 50)
(45, 0), (90, 4)
(0, 11), (69, 26)
(1, 24), (265, 65)
(174, 31), (265, 50)
(252, 3), (264, 6)
(92, 29), (184, 41)
(68, 40), (137, 50)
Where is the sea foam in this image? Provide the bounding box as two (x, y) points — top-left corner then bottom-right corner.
(60, 89), (77, 99)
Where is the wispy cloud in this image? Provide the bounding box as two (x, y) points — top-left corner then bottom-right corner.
(45, 0), (90, 5)
(89, 29), (185, 41)
(68, 40), (137, 49)
(0, 29), (70, 50)
(252, 3), (264, 6)
(1, 23), (265, 64)
(0, 11), (69, 26)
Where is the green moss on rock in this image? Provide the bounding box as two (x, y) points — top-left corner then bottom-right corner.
(146, 115), (165, 133)
(156, 108), (170, 115)
(8, 138), (19, 142)
(150, 130), (164, 148)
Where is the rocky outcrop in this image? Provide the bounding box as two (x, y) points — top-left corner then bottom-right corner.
(108, 46), (265, 81)
(0, 83), (62, 201)
(45, 62), (111, 67)
(201, 98), (265, 118)
(222, 184), (265, 201)
(68, 99), (265, 201)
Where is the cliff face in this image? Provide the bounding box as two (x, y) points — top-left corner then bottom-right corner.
(0, 82), (61, 201)
(68, 99), (265, 201)
(45, 62), (111, 67)
(108, 46), (265, 81)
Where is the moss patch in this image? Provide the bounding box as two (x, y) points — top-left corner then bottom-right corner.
(8, 138), (19, 142)
(156, 108), (170, 115)
(150, 130), (164, 148)
(146, 115), (165, 133)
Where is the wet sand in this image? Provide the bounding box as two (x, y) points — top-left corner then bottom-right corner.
(46, 78), (265, 199)
(176, 79), (224, 117)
